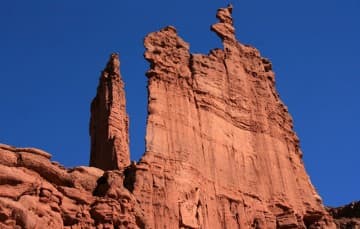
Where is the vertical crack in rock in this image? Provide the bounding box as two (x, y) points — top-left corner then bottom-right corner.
(89, 53), (130, 170)
(132, 5), (336, 228)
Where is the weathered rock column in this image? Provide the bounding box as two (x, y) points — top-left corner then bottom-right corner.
(89, 53), (130, 170)
(131, 5), (335, 228)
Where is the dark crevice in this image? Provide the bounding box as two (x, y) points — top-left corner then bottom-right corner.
(92, 175), (110, 197)
(123, 162), (137, 193)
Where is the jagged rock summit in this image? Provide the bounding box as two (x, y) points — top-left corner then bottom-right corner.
(1, 4), (354, 229)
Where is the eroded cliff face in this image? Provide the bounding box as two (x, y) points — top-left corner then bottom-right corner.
(89, 53), (130, 170)
(0, 4), (345, 229)
(132, 5), (335, 229)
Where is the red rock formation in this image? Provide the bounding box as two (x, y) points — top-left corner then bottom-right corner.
(328, 201), (360, 228)
(132, 5), (335, 228)
(0, 143), (144, 228)
(0, 5), (342, 229)
(89, 53), (130, 170)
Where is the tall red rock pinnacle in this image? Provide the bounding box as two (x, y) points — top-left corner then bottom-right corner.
(89, 53), (130, 170)
(132, 5), (335, 228)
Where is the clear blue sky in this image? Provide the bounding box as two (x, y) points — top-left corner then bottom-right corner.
(0, 1), (359, 207)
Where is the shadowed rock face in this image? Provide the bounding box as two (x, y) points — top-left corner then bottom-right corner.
(328, 201), (360, 228)
(89, 53), (130, 170)
(0, 4), (347, 229)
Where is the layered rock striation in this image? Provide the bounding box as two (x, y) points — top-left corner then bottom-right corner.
(89, 53), (130, 170)
(0, 4), (348, 229)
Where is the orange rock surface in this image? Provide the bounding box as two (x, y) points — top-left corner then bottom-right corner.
(0, 143), (144, 228)
(89, 53), (130, 170)
(0, 5), (343, 229)
(132, 5), (335, 228)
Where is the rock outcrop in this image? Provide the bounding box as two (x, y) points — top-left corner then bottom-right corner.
(328, 201), (360, 228)
(89, 53), (130, 170)
(0, 143), (144, 228)
(132, 5), (335, 228)
(0, 4), (347, 229)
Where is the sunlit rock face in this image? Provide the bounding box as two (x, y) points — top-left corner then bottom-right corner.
(0, 5), (338, 229)
(0, 144), (144, 228)
(132, 5), (335, 228)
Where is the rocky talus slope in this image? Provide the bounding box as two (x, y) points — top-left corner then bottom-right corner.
(0, 5), (357, 229)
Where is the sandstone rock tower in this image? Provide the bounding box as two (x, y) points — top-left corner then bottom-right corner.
(131, 5), (335, 228)
(89, 53), (130, 170)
